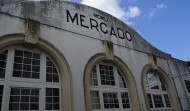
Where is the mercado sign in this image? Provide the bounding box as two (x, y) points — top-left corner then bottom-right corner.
(66, 10), (132, 41)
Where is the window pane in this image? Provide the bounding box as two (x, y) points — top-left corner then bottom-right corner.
(9, 88), (39, 110)
(46, 88), (60, 110)
(153, 95), (164, 108)
(33, 53), (40, 59)
(147, 93), (153, 108)
(117, 70), (127, 88)
(164, 94), (171, 108)
(103, 93), (119, 109)
(46, 57), (59, 83)
(13, 50), (40, 79)
(0, 51), (8, 78)
(90, 91), (100, 109)
(0, 61), (6, 68)
(90, 66), (98, 86)
(99, 64), (115, 86)
(146, 74), (159, 90)
(0, 68), (5, 78)
(9, 103), (19, 110)
(185, 80), (190, 92)
(0, 85), (4, 110)
(159, 77), (166, 91)
(121, 92), (130, 108)
(20, 103), (29, 110)
(15, 50), (23, 57)
(30, 103), (39, 110)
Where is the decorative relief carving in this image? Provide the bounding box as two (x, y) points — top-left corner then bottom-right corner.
(25, 19), (40, 45)
(103, 41), (113, 60)
(148, 54), (158, 69)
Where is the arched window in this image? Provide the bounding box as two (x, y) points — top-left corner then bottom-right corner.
(0, 46), (61, 111)
(144, 72), (171, 109)
(90, 63), (130, 110)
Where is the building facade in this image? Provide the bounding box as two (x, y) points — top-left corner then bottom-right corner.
(0, 0), (190, 111)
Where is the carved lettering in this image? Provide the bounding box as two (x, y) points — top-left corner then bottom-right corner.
(100, 22), (108, 34)
(80, 15), (89, 28)
(90, 18), (99, 32)
(67, 10), (79, 25)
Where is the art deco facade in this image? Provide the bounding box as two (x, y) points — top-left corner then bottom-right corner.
(0, 0), (190, 111)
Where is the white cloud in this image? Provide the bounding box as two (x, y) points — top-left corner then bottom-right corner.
(81, 0), (140, 25)
(126, 6), (141, 19)
(148, 9), (155, 18)
(147, 4), (167, 18)
(156, 4), (167, 9)
(81, 0), (125, 19)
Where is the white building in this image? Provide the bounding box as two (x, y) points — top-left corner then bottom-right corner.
(0, 0), (190, 111)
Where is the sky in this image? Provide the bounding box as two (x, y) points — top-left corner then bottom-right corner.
(63, 0), (190, 61)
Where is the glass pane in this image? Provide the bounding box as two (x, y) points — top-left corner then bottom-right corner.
(0, 68), (5, 78)
(13, 70), (22, 77)
(144, 77), (149, 90)
(147, 93), (153, 108)
(99, 64), (115, 86)
(13, 63), (22, 70)
(0, 85), (4, 110)
(13, 50), (40, 79)
(90, 91), (100, 109)
(32, 59), (40, 65)
(121, 92), (130, 108)
(146, 74), (159, 90)
(103, 93), (119, 109)
(90, 66), (98, 86)
(30, 103), (39, 110)
(20, 103), (29, 110)
(153, 94), (164, 108)
(32, 72), (39, 79)
(0, 61), (6, 68)
(159, 77), (166, 91)
(21, 96), (30, 102)
(185, 80), (190, 92)
(15, 50), (23, 56)
(24, 58), (31, 64)
(9, 88), (39, 110)
(53, 104), (59, 110)
(31, 89), (39, 95)
(33, 53), (40, 59)
(24, 51), (32, 58)
(46, 57), (59, 83)
(117, 70), (127, 88)
(0, 51), (8, 78)
(10, 96), (20, 102)
(21, 89), (30, 95)
(46, 104), (52, 110)
(22, 71), (31, 78)
(46, 88), (60, 110)
(164, 94), (171, 108)
(9, 103), (19, 110)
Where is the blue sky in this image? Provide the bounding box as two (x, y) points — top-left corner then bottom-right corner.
(65, 0), (190, 61)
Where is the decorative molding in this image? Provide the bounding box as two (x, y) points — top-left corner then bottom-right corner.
(148, 54), (158, 69)
(24, 19), (40, 45)
(102, 40), (113, 60)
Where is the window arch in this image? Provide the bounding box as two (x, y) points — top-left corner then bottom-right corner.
(0, 46), (61, 111)
(84, 54), (141, 111)
(142, 64), (181, 111)
(0, 34), (73, 111)
(144, 72), (171, 109)
(90, 63), (130, 110)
